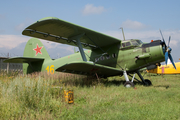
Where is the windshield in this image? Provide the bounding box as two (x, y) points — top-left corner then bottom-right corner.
(136, 40), (143, 45)
(131, 41), (139, 46)
(131, 40), (143, 46)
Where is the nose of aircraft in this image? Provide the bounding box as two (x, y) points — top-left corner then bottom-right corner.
(160, 30), (176, 69)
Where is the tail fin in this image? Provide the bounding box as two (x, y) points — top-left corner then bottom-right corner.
(23, 38), (51, 59)
(3, 38), (51, 74)
(23, 38), (51, 74)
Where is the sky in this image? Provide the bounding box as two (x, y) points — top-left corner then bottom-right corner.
(0, 0), (180, 63)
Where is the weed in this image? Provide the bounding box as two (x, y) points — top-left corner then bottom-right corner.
(0, 72), (180, 119)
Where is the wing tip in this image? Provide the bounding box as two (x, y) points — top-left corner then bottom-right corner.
(37, 17), (59, 22)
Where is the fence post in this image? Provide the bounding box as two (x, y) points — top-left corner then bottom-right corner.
(7, 53), (9, 74)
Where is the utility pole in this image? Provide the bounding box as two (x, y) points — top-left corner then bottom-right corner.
(120, 27), (125, 41)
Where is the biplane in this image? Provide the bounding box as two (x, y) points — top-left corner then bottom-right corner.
(4, 17), (176, 87)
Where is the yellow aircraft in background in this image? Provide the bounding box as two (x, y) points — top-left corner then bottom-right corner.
(147, 59), (179, 74)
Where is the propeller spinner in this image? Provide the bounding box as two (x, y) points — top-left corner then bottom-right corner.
(160, 29), (176, 70)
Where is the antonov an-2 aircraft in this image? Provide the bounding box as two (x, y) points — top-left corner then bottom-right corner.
(4, 17), (176, 87)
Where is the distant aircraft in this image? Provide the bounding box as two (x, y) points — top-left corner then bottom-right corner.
(147, 59), (179, 74)
(4, 17), (176, 87)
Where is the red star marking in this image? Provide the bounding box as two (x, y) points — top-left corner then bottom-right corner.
(33, 44), (43, 56)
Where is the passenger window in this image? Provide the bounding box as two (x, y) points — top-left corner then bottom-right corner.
(112, 53), (116, 58)
(122, 43), (125, 47)
(125, 42), (131, 47)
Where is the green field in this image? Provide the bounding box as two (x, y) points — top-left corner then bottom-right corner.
(0, 72), (180, 120)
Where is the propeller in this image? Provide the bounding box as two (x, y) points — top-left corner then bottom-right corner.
(159, 29), (176, 70)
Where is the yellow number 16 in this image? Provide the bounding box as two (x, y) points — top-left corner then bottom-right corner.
(46, 65), (54, 74)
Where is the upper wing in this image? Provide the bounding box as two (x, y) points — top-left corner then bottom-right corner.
(56, 61), (123, 77)
(3, 57), (44, 63)
(22, 17), (121, 49)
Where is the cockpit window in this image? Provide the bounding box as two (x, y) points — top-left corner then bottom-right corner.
(131, 41), (139, 46)
(121, 40), (143, 49)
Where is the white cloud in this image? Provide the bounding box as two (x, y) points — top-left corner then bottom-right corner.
(82, 4), (105, 15)
(41, 40), (74, 53)
(0, 35), (29, 49)
(0, 34), (74, 51)
(121, 19), (149, 30)
(0, 35), (74, 58)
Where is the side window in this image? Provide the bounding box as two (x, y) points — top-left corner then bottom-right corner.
(125, 42), (131, 47)
(112, 53), (116, 58)
(122, 43), (125, 48)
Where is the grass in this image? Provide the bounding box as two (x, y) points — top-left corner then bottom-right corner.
(0, 72), (180, 119)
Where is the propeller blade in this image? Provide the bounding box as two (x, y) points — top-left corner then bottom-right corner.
(168, 54), (176, 70)
(165, 52), (169, 65)
(159, 29), (166, 47)
(167, 36), (171, 47)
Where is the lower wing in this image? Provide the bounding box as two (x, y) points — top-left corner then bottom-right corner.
(56, 61), (123, 77)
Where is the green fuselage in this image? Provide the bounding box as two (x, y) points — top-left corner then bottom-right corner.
(39, 39), (164, 76)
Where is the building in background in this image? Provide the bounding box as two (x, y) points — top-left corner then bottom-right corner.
(0, 54), (22, 73)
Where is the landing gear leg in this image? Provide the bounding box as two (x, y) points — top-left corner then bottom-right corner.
(136, 71), (152, 86)
(123, 70), (134, 88)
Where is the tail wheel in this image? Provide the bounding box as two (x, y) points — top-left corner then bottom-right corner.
(124, 81), (134, 88)
(144, 79), (152, 86)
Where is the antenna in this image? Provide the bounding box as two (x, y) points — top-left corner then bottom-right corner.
(120, 27), (125, 41)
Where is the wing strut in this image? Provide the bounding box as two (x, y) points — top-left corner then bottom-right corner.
(70, 33), (87, 61)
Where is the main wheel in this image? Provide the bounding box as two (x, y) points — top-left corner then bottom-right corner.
(144, 79), (152, 86)
(124, 81), (135, 88)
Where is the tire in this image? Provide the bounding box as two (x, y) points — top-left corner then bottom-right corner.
(144, 79), (152, 86)
(124, 81), (135, 88)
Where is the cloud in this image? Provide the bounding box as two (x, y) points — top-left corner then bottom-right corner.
(0, 35), (74, 58)
(82, 4), (105, 15)
(46, 44), (74, 59)
(121, 19), (149, 30)
(0, 35), (29, 49)
(42, 40), (74, 54)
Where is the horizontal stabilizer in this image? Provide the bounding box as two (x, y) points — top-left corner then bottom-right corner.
(56, 61), (123, 77)
(3, 57), (44, 63)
